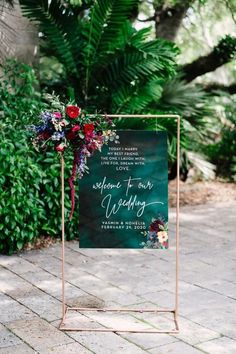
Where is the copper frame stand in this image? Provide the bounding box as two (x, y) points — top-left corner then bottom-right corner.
(59, 114), (180, 333)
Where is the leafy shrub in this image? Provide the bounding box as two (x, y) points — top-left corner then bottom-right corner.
(0, 61), (78, 253)
(204, 94), (236, 181)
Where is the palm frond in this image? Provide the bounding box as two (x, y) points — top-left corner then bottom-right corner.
(83, 0), (137, 59)
(96, 0), (137, 55)
(82, 0), (138, 94)
(159, 76), (212, 121)
(112, 77), (163, 113)
(48, 0), (84, 67)
(127, 27), (152, 47)
(186, 151), (216, 180)
(95, 38), (177, 91)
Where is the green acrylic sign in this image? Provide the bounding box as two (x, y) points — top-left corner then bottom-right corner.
(79, 131), (168, 249)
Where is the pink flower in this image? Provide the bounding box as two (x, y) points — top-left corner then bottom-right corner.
(71, 125), (80, 133)
(53, 112), (62, 119)
(55, 144), (65, 152)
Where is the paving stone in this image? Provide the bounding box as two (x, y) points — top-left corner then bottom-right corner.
(67, 271), (143, 306)
(19, 268), (61, 292)
(139, 290), (175, 309)
(31, 256), (64, 277)
(19, 268), (84, 300)
(39, 342), (92, 353)
(87, 259), (173, 296)
(196, 336), (236, 354)
(7, 283), (41, 300)
(187, 304), (236, 340)
(0, 202), (235, 353)
(58, 311), (104, 330)
(171, 316), (221, 345)
(66, 293), (105, 308)
(61, 248), (93, 267)
(120, 332), (178, 350)
(130, 312), (177, 332)
(193, 278), (236, 299)
(17, 293), (61, 322)
(178, 287), (235, 318)
(0, 266), (31, 293)
(0, 256), (18, 267)
(1, 257), (38, 275)
(7, 318), (73, 351)
(148, 341), (204, 353)
(69, 331), (148, 353)
(0, 323), (22, 348)
(0, 343), (36, 353)
(37, 243), (62, 256)
(91, 286), (143, 306)
(82, 310), (153, 331)
(0, 293), (36, 323)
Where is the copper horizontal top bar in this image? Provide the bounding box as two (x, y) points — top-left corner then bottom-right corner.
(87, 114), (180, 119)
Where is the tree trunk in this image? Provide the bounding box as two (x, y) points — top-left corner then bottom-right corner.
(204, 83), (236, 94)
(154, 1), (194, 41)
(182, 36), (236, 82)
(0, 0), (38, 65)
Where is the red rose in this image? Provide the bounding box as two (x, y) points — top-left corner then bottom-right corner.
(84, 123), (94, 134)
(38, 131), (50, 140)
(66, 105), (81, 119)
(71, 125), (80, 133)
(55, 144), (65, 152)
(66, 131), (76, 140)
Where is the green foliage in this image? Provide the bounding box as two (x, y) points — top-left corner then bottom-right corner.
(18, 0), (219, 179)
(0, 61), (78, 254)
(204, 94), (236, 180)
(0, 61), (42, 125)
(214, 35), (236, 62)
(19, 0), (178, 110)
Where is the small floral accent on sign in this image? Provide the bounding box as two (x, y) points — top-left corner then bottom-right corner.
(140, 217), (168, 249)
(28, 96), (119, 219)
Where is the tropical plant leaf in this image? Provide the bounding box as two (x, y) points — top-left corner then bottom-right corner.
(186, 151), (216, 180)
(112, 77), (164, 113)
(19, 0), (78, 75)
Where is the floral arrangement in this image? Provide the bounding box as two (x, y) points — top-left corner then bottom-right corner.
(140, 217), (168, 249)
(29, 99), (118, 219)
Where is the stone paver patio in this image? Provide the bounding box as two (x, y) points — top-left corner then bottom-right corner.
(0, 202), (236, 353)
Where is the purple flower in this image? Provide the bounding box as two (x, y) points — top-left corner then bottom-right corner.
(51, 132), (65, 140)
(41, 112), (52, 123)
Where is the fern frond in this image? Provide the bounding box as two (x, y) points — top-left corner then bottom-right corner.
(48, 0), (84, 67)
(84, 0), (137, 58)
(128, 27), (152, 47)
(112, 77), (163, 113)
(19, 0), (78, 75)
(96, 0), (138, 55)
(82, 0), (138, 94)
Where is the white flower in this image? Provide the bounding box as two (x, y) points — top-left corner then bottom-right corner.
(157, 231), (168, 243)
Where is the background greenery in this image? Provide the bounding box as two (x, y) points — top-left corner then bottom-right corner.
(0, 62), (78, 253)
(0, 0), (235, 253)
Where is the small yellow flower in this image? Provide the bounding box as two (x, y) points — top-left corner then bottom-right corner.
(103, 130), (112, 137)
(157, 231), (168, 243)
